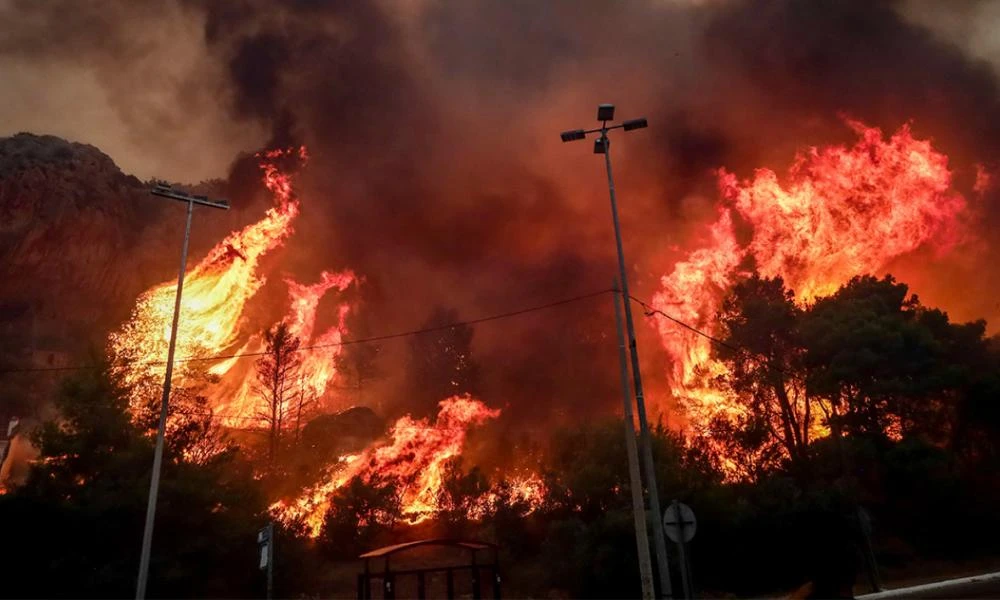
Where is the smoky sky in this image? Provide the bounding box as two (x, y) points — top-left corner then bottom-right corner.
(3, 0), (1000, 422)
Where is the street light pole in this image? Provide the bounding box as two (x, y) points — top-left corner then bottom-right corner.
(561, 106), (673, 598)
(135, 185), (228, 600)
(614, 277), (656, 600)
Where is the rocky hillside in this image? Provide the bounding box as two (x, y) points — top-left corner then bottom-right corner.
(0, 133), (251, 357)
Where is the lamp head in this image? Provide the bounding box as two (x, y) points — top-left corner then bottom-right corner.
(623, 117), (648, 131)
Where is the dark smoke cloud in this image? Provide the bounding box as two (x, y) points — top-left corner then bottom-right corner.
(4, 0), (1000, 424)
(0, 0), (265, 180)
(693, 0), (1000, 325)
(190, 0), (430, 159)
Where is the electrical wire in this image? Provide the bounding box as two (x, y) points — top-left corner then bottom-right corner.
(1, 287), (789, 380)
(628, 293), (792, 375)
(0, 288), (615, 375)
(172, 409), (478, 431)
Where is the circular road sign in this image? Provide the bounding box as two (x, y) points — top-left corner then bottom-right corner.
(663, 501), (697, 543)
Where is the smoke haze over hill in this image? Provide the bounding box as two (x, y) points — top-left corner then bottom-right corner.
(2, 0), (1000, 427)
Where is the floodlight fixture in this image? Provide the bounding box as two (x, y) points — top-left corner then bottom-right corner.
(623, 118), (648, 131)
(597, 103), (615, 122)
(560, 129), (587, 142)
(594, 136), (608, 154)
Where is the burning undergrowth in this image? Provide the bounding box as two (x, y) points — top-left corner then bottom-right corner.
(273, 395), (544, 538)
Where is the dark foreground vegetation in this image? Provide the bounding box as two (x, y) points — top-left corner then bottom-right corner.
(1, 273), (999, 598)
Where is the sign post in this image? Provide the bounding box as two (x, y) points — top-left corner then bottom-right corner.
(663, 501), (696, 599)
(856, 506), (882, 593)
(258, 523), (274, 599)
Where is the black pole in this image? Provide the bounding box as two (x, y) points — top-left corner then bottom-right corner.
(493, 547), (502, 600)
(471, 550), (481, 600)
(673, 502), (691, 599)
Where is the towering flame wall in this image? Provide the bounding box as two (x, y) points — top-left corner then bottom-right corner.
(109, 147), (355, 425)
(652, 121), (967, 438)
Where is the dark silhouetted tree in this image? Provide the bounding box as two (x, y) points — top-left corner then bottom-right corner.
(435, 457), (489, 532)
(255, 322), (301, 464)
(333, 313), (383, 407)
(801, 275), (969, 442)
(404, 307), (480, 418)
(321, 474), (402, 558)
(715, 273), (814, 471)
(0, 364), (263, 598)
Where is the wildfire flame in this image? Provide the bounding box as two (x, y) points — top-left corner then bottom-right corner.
(109, 146), (355, 426)
(207, 270), (355, 423)
(109, 147), (542, 524)
(273, 395), (544, 537)
(653, 121), (966, 446)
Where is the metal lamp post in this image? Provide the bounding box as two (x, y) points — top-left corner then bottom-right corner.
(613, 277), (657, 600)
(135, 184), (229, 600)
(561, 105), (673, 599)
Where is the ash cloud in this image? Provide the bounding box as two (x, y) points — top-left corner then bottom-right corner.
(4, 0), (1000, 423)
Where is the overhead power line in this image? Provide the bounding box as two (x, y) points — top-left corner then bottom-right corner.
(172, 407), (484, 431)
(1, 288), (785, 378)
(0, 288), (615, 375)
(630, 294), (792, 376)
(628, 295), (741, 355)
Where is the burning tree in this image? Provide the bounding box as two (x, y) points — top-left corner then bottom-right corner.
(255, 322), (302, 463)
(714, 274), (815, 474)
(652, 120), (969, 475)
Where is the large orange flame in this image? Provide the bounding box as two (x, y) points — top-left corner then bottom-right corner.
(286, 271), (356, 403)
(653, 121), (966, 447)
(109, 147), (355, 426)
(205, 270), (356, 424)
(272, 395), (546, 537)
(109, 149), (301, 388)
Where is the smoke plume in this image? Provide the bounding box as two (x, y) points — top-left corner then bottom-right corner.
(3, 0), (1000, 426)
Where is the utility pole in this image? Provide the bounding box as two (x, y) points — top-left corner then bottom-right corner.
(561, 105), (673, 597)
(614, 278), (655, 600)
(135, 184), (228, 600)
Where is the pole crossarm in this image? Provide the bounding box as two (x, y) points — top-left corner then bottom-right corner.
(151, 185), (230, 210)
